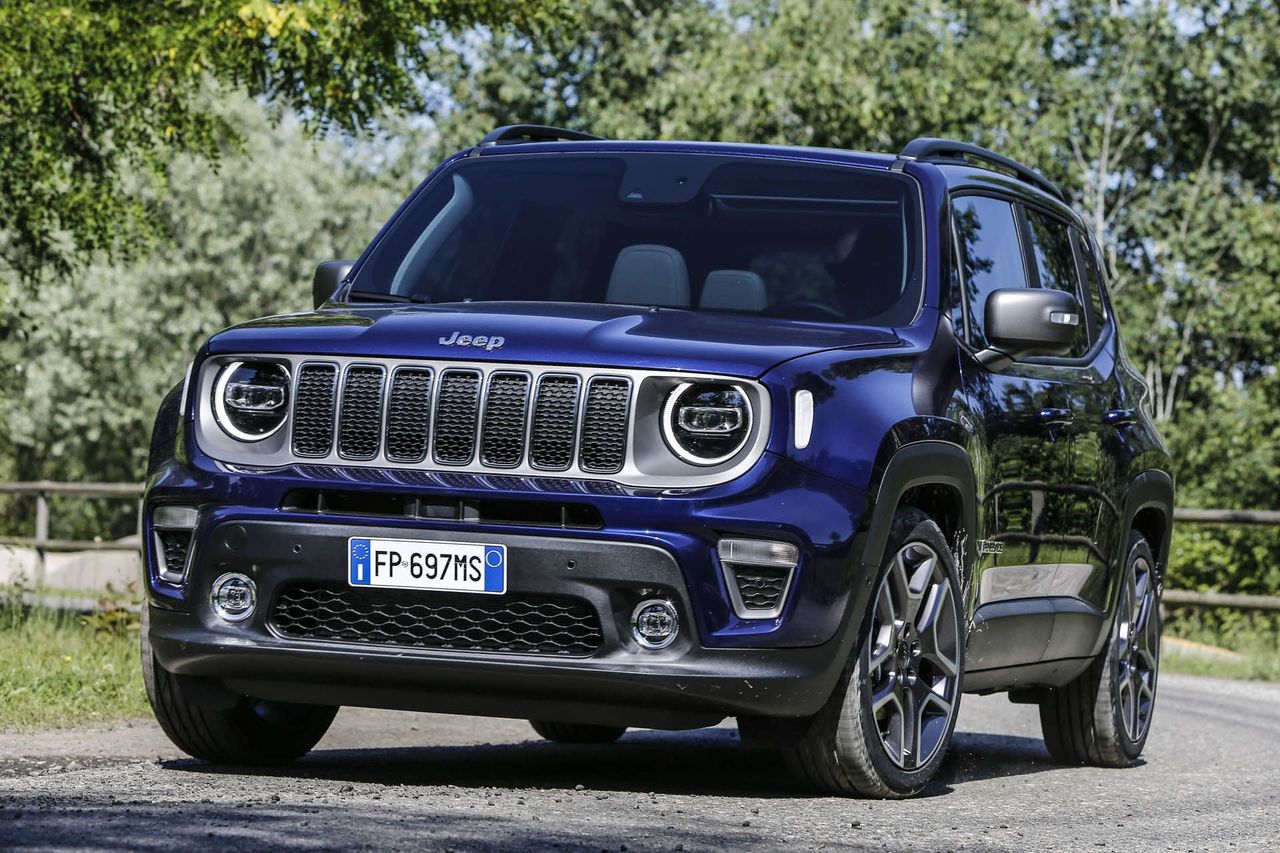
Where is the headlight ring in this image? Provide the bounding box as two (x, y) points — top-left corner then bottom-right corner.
(212, 360), (291, 442)
(661, 381), (753, 466)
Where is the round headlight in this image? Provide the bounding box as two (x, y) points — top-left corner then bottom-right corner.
(661, 381), (753, 466)
(213, 360), (290, 441)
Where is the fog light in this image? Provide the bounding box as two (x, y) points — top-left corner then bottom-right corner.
(210, 572), (257, 622)
(631, 599), (679, 650)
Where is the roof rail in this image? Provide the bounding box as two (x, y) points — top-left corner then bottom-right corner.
(897, 137), (1064, 201)
(479, 124), (604, 146)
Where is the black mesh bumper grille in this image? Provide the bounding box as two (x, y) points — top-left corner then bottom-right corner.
(732, 566), (789, 611)
(270, 583), (603, 656)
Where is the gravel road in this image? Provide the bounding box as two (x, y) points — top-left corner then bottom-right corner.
(1, 672), (1276, 851)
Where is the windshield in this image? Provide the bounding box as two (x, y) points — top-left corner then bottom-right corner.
(352, 153), (923, 326)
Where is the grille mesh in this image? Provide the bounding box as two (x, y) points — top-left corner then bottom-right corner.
(292, 364), (338, 456)
(156, 531), (190, 577)
(288, 363), (634, 476)
(480, 373), (531, 467)
(337, 366), (386, 459)
(731, 566), (790, 611)
(433, 370), (481, 464)
(385, 368), (433, 463)
(271, 583), (603, 656)
(579, 378), (631, 473)
(529, 376), (580, 471)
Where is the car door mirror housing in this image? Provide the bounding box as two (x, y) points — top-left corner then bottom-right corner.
(978, 288), (1081, 369)
(312, 261), (355, 309)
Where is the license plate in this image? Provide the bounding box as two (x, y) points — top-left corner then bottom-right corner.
(347, 537), (506, 594)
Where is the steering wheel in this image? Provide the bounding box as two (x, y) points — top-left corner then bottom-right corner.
(768, 299), (846, 322)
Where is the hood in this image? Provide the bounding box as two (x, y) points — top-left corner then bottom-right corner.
(207, 301), (900, 377)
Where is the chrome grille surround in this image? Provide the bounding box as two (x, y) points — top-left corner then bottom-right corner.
(194, 355), (771, 489)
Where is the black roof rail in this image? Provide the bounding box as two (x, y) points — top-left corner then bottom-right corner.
(897, 137), (1064, 201)
(479, 124), (604, 146)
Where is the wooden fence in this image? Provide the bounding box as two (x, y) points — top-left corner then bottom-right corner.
(2, 481), (1279, 611)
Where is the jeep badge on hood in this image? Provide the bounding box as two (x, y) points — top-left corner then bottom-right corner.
(439, 331), (505, 351)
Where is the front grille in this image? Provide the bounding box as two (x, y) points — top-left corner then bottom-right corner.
(286, 362), (633, 477)
(337, 366), (386, 459)
(385, 368), (433, 463)
(433, 370), (482, 464)
(579, 378), (631, 474)
(479, 372), (531, 467)
(292, 365), (338, 456)
(529, 376), (580, 470)
(731, 566), (790, 612)
(271, 583), (603, 656)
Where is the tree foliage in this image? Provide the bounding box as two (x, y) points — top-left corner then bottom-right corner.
(0, 93), (415, 538)
(0, 0), (557, 288)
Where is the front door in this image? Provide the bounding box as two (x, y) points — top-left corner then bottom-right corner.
(950, 194), (1074, 670)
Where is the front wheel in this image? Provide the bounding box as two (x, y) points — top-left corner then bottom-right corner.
(141, 610), (338, 764)
(783, 509), (964, 798)
(1039, 532), (1161, 766)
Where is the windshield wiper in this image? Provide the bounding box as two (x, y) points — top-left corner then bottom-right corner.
(346, 289), (433, 304)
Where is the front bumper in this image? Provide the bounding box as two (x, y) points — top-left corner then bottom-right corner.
(148, 520), (857, 727)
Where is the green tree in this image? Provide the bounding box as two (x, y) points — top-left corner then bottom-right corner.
(0, 93), (427, 538)
(0, 0), (557, 292)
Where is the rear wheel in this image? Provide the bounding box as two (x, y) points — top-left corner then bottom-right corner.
(141, 610), (337, 764)
(783, 509), (964, 798)
(528, 720), (627, 744)
(1039, 532), (1161, 766)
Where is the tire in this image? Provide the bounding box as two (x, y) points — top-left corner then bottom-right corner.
(141, 609), (338, 764)
(1039, 532), (1161, 767)
(783, 509), (965, 798)
(528, 720), (627, 744)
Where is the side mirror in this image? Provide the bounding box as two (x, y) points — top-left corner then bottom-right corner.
(312, 260), (355, 309)
(978, 288), (1081, 369)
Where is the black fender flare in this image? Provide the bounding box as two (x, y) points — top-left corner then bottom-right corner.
(1119, 468), (1175, 580)
(832, 437), (980, 664)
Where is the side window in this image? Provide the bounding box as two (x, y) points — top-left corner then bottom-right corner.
(951, 196), (1028, 348)
(1024, 208), (1089, 358)
(1074, 229), (1109, 339)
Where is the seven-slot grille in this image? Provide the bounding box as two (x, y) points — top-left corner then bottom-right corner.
(288, 362), (632, 475)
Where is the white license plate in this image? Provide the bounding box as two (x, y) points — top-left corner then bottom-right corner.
(347, 537), (507, 594)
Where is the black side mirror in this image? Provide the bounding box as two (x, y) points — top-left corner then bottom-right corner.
(312, 260), (355, 309)
(978, 288), (1081, 369)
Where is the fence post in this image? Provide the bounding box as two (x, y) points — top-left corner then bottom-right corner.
(34, 490), (49, 590)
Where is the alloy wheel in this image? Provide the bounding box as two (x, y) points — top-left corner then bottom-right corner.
(866, 541), (961, 770)
(1115, 554), (1159, 743)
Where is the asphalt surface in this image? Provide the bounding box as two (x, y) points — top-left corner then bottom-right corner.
(0, 672), (1276, 851)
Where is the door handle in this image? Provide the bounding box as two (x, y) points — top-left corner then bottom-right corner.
(1037, 408), (1074, 425)
(1103, 408), (1137, 426)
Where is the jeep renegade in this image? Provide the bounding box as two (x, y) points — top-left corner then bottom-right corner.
(141, 127), (1173, 798)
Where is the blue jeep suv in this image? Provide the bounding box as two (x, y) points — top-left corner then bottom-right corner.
(141, 126), (1174, 798)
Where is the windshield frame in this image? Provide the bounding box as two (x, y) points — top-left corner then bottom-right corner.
(344, 148), (930, 330)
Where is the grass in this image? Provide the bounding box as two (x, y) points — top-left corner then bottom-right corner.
(0, 593), (149, 732)
(1161, 607), (1280, 682)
